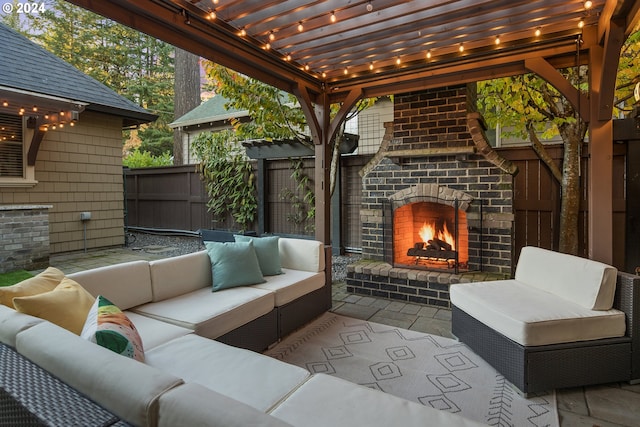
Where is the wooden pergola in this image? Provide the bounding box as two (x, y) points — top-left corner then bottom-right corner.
(68, 0), (640, 264)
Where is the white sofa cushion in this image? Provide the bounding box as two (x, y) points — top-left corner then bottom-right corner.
(149, 251), (211, 302)
(450, 280), (626, 346)
(270, 374), (486, 427)
(68, 260), (152, 310)
(16, 322), (183, 427)
(279, 238), (325, 273)
(158, 383), (294, 427)
(0, 304), (42, 347)
(515, 246), (618, 310)
(131, 286), (275, 339)
(252, 268), (325, 306)
(146, 334), (310, 413)
(125, 311), (192, 351)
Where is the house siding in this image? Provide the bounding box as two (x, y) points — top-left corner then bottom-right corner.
(0, 112), (125, 254)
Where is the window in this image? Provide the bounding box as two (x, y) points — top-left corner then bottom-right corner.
(0, 113), (24, 178)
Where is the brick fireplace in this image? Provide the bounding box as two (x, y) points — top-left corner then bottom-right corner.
(346, 84), (514, 307)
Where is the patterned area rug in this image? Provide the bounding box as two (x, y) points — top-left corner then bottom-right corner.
(265, 313), (558, 427)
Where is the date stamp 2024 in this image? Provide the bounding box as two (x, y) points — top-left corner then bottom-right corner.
(2, 2), (46, 14)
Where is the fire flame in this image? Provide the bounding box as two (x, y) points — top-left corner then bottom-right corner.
(419, 221), (455, 250)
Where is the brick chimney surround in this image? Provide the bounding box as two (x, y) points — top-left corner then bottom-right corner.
(346, 85), (514, 308)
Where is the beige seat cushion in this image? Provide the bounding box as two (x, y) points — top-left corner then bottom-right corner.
(131, 286), (275, 339)
(125, 311), (193, 351)
(252, 269), (325, 306)
(270, 374), (487, 427)
(450, 280), (626, 346)
(146, 334), (310, 413)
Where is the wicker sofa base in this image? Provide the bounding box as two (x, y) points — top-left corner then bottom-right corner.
(452, 306), (632, 394)
(279, 286), (330, 338)
(215, 309), (279, 352)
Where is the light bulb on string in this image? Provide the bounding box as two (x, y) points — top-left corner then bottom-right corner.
(298, 22), (304, 32)
(330, 11), (336, 23)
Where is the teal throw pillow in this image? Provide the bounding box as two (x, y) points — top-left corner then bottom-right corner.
(205, 241), (265, 291)
(234, 235), (282, 276)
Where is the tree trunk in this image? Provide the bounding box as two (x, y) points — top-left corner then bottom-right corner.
(173, 48), (201, 165)
(558, 124), (582, 255)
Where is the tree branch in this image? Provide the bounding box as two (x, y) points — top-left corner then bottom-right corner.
(528, 124), (563, 183)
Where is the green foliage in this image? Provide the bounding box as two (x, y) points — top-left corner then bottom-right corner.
(123, 150), (172, 168)
(0, 270), (33, 287)
(279, 159), (315, 232)
(20, 0), (175, 152)
(191, 131), (257, 230)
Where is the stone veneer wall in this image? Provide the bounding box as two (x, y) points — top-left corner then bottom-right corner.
(0, 205), (51, 273)
(359, 84), (514, 274)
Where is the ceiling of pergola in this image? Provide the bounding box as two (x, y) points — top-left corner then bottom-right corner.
(67, 0), (640, 105)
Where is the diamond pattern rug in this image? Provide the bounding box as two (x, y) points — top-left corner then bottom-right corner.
(265, 313), (558, 427)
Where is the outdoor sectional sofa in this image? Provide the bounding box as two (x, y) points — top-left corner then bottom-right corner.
(451, 246), (640, 395)
(0, 236), (485, 427)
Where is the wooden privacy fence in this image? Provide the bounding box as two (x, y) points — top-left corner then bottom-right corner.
(124, 144), (627, 268)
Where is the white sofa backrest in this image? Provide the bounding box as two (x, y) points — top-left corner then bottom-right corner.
(0, 304), (43, 347)
(68, 260), (153, 310)
(279, 238), (325, 273)
(149, 250), (212, 302)
(515, 246), (618, 310)
(16, 322), (184, 427)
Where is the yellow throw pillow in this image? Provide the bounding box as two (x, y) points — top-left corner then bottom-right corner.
(0, 267), (64, 308)
(13, 278), (96, 335)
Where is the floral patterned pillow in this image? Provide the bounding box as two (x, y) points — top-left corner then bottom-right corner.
(81, 295), (144, 362)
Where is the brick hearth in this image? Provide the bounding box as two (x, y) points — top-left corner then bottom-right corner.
(346, 260), (506, 308)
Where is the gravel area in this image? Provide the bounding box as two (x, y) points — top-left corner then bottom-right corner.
(127, 231), (360, 283)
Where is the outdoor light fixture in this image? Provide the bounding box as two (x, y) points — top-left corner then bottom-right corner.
(366, 1), (373, 12)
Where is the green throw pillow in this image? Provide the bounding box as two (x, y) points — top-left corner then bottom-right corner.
(205, 241), (265, 291)
(234, 235), (282, 276)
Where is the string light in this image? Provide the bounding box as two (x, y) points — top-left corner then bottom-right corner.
(330, 11), (336, 23)
(207, 9), (216, 20)
(269, 31), (275, 41)
(535, 27), (541, 37)
(344, 67), (348, 75)
(584, 0), (593, 9)
(495, 36), (500, 45)
(285, 54), (292, 61)
(396, 57), (401, 65)
(369, 62), (374, 70)
(426, 50), (432, 59)
(297, 22), (304, 32)
(366, 1), (373, 12)
(578, 19), (585, 29)
(239, 28), (246, 37)
(458, 43), (464, 52)
(2, 101), (8, 107)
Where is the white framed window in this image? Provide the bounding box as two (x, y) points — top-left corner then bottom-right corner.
(0, 112), (37, 187)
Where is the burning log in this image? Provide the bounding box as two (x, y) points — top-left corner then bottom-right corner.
(427, 238), (452, 251)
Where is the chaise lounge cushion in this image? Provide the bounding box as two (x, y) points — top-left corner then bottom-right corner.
(450, 279), (626, 346)
(145, 334), (310, 412)
(515, 246), (618, 310)
(131, 286), (275, 339)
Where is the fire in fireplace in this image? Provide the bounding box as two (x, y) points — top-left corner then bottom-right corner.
(392, 201), (469, 271)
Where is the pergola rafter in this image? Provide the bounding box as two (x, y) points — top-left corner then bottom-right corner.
(66, 0), (640, 264)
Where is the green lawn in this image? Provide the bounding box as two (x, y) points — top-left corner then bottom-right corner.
(0, 270), (33, 287)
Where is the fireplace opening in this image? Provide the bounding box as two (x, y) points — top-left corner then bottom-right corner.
(392, 201), (469, 271)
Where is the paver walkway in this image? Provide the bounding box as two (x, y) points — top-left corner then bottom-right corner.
(41, 247), (640, 427)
